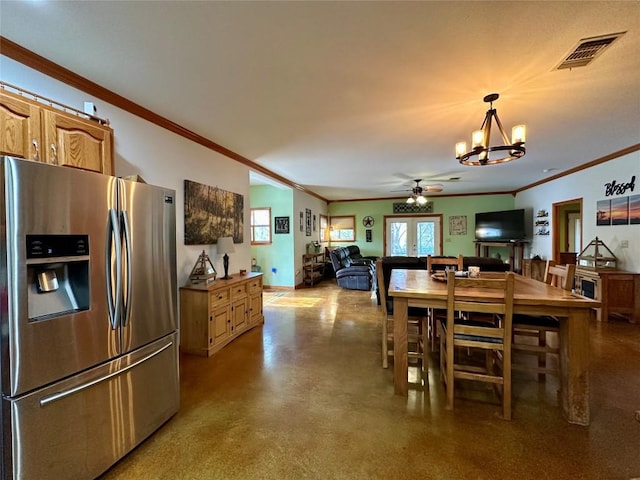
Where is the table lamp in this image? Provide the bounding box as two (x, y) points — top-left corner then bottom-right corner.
(217, 237), (235, 280)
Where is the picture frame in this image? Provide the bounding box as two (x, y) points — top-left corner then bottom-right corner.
(596, 199), (611, 226)
(300, 211), (304, 232)
(274, 216), (290, 234)
(630, 194), (640, 225)
(448, 215), (467, 235)
(184, 179), (244, 245)
(305, 208), (312, 236)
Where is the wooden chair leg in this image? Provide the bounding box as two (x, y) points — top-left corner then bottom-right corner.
(382, 318), (389, 369)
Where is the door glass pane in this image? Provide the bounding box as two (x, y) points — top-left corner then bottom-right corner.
(416, 222), (435, 256)
(390, 222), (407, 255)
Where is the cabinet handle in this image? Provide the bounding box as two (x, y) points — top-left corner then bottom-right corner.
(32, 139), (39, 161)
(50, 143), (57, 162)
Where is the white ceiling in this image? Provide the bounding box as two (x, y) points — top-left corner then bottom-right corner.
(1, 1), (638, 200)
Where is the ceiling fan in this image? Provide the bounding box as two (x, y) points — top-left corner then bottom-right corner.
(392, 179), (443, 204)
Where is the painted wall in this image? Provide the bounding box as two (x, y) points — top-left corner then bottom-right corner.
(515, 151), (639, 272)
(328, 194), (516, 258)
(292, 189), (328, 286)
(249, 185), (295, 287)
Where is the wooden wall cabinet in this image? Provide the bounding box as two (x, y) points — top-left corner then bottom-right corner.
(1, 89), (113, 175)
(180, 273), (264, 356)
(575, 267), (639, 323)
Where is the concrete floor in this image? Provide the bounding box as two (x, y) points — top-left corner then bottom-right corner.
(100, 282), (640, 480)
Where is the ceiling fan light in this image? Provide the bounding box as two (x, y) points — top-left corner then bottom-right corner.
(406, 196), (416, 204)
(416, 195), (427, 205)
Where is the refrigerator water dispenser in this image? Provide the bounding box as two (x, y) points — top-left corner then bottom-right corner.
(26, 234), (90, 321)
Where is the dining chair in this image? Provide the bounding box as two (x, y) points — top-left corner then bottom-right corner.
(375, 259), (427, 382)
(439, 271), (515, 420)
(426, 255), (464, 352)
(512, 261), (576, 380)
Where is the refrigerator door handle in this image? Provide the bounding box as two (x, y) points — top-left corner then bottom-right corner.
(106, 208), (122, 329)
(38, 341), (174, 407)
(121, 210), (133, 327)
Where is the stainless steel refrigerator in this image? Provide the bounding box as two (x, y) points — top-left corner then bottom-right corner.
(0, 156), (179, 479)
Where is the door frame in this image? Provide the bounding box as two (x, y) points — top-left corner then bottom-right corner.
(382, 214), (444, 256)
(552, 198), (583, 262)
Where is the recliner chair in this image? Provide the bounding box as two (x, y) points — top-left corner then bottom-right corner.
(328, 246), (376, 291)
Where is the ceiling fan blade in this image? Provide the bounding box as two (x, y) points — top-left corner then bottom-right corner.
(424, 183), (444, 192)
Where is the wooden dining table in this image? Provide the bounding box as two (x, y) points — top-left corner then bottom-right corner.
(388, 269), (601, 426)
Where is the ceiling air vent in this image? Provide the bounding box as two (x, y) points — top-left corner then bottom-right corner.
(556, 32), (625, 70)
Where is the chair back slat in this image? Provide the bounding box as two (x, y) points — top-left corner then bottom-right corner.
(446, 271), (515, 339)
(545, 263), (576, 291)
(427, 255), (463, 273)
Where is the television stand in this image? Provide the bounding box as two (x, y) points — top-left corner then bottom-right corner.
(475, 241), (527, 274)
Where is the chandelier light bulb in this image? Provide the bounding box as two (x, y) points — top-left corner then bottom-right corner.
(472, 130), (485, 149)
(512, 125), (526, 144)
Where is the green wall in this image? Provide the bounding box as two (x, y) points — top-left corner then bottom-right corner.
(250, 185), (294, 286)
(328, 195), (515, 258)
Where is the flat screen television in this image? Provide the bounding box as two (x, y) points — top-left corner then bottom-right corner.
(475, 208), (526, 242)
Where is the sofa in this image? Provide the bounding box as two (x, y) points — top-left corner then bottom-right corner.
(328, 245), (377, 291)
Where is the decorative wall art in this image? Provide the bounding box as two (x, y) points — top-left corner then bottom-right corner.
(184, 180), (243, 245)
(448, 215), (467, 235)
(300, 211), (304, 232)
(535, 209), (550, 235)
(596, 195), (639, 226)
(596, 199), (611, 226)
(313, 214), (317, 232)
(630, 195), (640, 225)
(597, 175), (637, 227)
(611, 197), (629, 225)
(393, 202), (433, 214)
(305, 208), (312, 236)
(366, 229), (372, 242)
(274, 216), (290, 234)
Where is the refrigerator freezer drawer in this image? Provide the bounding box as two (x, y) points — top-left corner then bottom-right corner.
(3, 333), (179, 480)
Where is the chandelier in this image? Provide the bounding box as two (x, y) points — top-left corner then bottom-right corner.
(455, 93), (526, 166)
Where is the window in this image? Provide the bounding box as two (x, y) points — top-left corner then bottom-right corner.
(251, 208), (271, 245)
(329, 215), (355, 242)
(319, 214), (328, 242)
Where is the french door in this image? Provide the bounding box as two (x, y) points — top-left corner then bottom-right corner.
(384, 215), (443, 257)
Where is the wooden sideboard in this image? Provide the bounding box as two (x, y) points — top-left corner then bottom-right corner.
(574, 267), (639, 323)
(180, 273), (264, 356)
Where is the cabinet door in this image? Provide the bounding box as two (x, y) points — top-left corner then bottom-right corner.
(231, 298), (248, 333)
(249, 292), (263, 325)
(42, 109), (113, 175)
(211, 304), (231, 346)
(0, 91), (42, 160)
